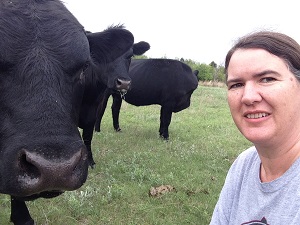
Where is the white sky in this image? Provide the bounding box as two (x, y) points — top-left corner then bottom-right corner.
(62, 0), (300, 65)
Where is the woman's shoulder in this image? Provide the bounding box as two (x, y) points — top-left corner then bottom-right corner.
(229, 146), (259, 172)
(237, 146), (258, 161)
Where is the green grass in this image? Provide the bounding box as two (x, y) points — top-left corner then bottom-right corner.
(0, 86), (251, 225)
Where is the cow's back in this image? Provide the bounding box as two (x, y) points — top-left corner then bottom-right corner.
(125, 59), (198, 109)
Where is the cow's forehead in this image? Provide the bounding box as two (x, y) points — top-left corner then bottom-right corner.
(0, 0), (90, 68)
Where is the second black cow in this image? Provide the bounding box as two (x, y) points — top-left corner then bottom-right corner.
(80, 28), (150, 167)
(95, 58), (199, 140)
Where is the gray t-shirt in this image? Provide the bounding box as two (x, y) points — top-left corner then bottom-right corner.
(210, 146), (300, 225)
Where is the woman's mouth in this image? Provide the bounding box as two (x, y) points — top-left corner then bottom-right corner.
(245, 112), (269, 119)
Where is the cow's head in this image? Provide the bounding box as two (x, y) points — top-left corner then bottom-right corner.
(86, 25), (150, 96)
(0, 0), (89, 198)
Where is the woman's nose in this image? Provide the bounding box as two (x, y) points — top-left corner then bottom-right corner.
(241, 83), (262, 105)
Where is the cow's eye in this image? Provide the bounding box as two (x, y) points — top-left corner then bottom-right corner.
(78, 61), (90, 81)
(82, 61), (90, 73)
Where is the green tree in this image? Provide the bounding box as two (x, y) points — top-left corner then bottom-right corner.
(209, 61), (217, 68)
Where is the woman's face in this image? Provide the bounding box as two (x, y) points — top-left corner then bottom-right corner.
(227, 48), (300, 147)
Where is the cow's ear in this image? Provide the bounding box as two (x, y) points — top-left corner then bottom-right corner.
(87, 29), (134, 64)
(133, 41), (150, 56)
(193, 70), (200, 81)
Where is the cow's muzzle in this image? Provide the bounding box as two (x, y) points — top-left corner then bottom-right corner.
(15, 147), (88, 197)
(115, 78), (131, 99)
(115, 78), (131, 93)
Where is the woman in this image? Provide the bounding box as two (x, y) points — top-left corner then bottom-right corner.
(210, 31), (300, 224)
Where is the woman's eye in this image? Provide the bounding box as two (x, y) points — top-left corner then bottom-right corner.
(261, 77), (276, 83)
(228, 83), (243, 90)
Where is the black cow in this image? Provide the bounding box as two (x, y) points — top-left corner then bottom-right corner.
(80, 30), (150, 168)
(0, 1), (146, 224)
(95, 58), (199, 140)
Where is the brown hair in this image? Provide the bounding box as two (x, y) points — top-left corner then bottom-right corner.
(225, 31), (300, 81)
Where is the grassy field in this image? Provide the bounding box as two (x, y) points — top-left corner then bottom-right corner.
(0, 85), (251, 225)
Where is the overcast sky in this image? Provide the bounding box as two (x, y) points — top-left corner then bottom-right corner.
(62, 0), (300, 65)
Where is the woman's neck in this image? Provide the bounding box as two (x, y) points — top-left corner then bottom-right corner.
(258, 141), (300, 182)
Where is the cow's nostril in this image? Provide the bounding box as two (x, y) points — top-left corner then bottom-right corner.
(19, 152), (41, 180)
(116, 79), (122, 85)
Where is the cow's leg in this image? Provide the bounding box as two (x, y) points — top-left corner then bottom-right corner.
(95, 89), (111, 132)
(111, 93), (123, 131)
(10, 196), (34, 225)
(82, 127), (95, 168)
(159, 106), (173, 140)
